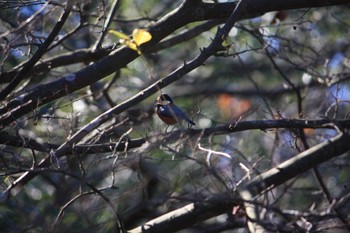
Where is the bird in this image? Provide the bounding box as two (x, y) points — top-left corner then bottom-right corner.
(155, 94), (195, 126)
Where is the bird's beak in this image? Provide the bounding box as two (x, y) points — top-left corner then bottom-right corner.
(154, 100), (171, 105)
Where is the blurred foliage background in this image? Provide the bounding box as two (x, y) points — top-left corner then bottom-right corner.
(0, 0), (350, 232)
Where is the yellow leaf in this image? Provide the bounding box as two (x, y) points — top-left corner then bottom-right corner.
(124, 40), (139, 53)
(108, 30), (130, 40)
(132, 29), (152, 46)
(109, 28), (151, 54)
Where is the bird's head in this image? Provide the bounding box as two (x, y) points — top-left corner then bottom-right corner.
(155, 94), (173, 106)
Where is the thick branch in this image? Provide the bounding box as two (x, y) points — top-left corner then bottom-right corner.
(0, 47), (113, 84)
(1, 119), (349, 154)
(129, 194), (238, 233)
(245, 132), (350, 195)
(241, 132), (350, 232)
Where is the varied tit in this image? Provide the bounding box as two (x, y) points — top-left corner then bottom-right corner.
(155, 94), (195, 126)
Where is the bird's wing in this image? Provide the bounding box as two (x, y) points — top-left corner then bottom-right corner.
(169, 104), (188, 119)
(170, 104), (195, 125)
(160, 104), (195, 125)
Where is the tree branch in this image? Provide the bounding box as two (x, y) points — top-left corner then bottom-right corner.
(1, 118), (349, 154)
(0, 47), (114, 84)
